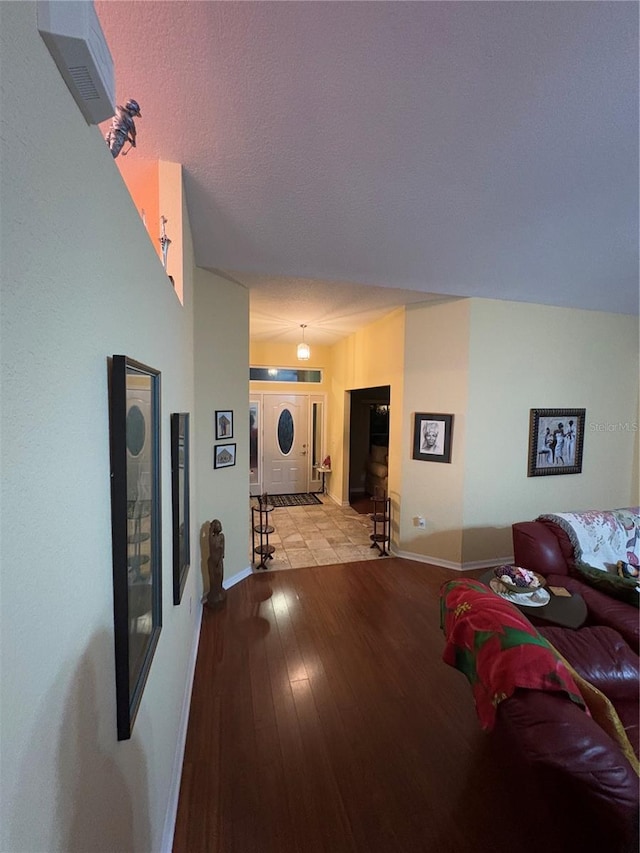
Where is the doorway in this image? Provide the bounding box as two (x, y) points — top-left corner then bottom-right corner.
(348, 386), (390, 511)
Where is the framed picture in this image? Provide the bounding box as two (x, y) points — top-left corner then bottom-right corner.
(214, 443), (236, 469)
(412, 413), (454, 463)
(108, 355), (162, 741)
(215, 410), (233, 440)
(171, 413), (191, 605)
(528, 408), (585, 476)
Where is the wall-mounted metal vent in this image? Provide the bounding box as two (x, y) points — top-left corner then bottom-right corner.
(68, 66), (100, 101)
(37, 1), (115, 125)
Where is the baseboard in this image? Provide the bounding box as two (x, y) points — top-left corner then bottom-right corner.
(391, 548), (513, 572)
(160, 604), (203, 852)
(463, 555), (513, 571)
(224, 565), (253, 588)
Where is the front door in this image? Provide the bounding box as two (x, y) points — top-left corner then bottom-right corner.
(263, 395), (309, 494)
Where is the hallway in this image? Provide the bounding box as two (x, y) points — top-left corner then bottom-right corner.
(250, 497), (380, 572)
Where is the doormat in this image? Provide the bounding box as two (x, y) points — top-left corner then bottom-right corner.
(268, 493), (322, 508)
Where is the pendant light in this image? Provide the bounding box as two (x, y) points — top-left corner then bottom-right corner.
(297, 324), (310, 361)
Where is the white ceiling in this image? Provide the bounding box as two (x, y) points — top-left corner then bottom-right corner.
(96, 2), (639, 344)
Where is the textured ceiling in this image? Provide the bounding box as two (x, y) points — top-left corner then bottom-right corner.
(96, 1), (639, 341)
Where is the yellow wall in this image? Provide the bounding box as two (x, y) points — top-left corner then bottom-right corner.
(463, 299), (640, 562)
(399, 300), (470, 565)
(328, 308), (405, 513)
(250, 340), (331, 395)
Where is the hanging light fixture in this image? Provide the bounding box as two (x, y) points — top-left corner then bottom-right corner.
(297, 324), (310, 361)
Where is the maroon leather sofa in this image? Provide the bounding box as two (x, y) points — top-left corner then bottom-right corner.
(495, 624), (639, 853)
(512, 519), (639, 652)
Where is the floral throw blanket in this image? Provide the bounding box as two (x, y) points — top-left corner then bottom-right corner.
(440, 579), (585, 730)
(537, 508), (640, 573)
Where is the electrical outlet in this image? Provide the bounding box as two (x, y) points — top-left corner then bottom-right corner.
(417, 516), (426, 529)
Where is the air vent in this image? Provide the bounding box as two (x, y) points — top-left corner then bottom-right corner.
(37, 1), (115, 125)
(68, 66), (100, 100)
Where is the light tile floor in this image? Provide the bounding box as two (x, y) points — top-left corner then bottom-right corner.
(250, 496), (383, 572)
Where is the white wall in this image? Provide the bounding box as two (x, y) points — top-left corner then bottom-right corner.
(0, 4), (199, 850)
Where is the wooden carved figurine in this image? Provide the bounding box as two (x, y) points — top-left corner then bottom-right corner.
(206, 518), (227, 608)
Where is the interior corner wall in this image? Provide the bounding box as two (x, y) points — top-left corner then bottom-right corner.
(193, 268), (250, 590)
(462, 299), (640, 563)
(328, 308), (405, 508)
(399, 300), (469, 566)
(0, 4), (198, 852)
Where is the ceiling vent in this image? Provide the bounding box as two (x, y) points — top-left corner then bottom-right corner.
(37, 0), (115, 125)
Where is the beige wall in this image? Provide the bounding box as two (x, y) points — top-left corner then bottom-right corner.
(397, 297), (639, 568)
(399, 300), (470, 565)
(463, 299), (640, 562)
(194, 269), (250, 589)
(0, 4), (199, 851)
(250, 340), (331, 395)
(328, 308), (405, 511)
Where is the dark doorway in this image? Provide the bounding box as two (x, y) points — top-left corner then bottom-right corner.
(348, 386), (390, 513)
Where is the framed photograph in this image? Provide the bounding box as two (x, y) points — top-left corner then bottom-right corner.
(215, 410), (233, 440)
(214, 443), (236, 469)
(108, 355), (162, 741)
(528, 408), (585, 476)
(412, 413), (454, 463)
(171, 413), (191, 605)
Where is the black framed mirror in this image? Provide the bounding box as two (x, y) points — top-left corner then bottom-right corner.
(109, 355), (162, 740)
(171, 412), (191, 604)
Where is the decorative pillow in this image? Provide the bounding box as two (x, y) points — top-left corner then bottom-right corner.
(574, 560), (639, 608)
(370, 445), (388, 464)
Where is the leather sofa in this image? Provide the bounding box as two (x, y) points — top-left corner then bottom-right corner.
(512, 517), (639, 652)
(495, 624), (639, 853)
(441, 578), (639, 853)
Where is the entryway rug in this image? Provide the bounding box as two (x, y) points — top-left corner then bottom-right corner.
(268, 493), (322, 508)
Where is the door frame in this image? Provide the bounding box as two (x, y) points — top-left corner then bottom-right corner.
(249, 393), (327, 495)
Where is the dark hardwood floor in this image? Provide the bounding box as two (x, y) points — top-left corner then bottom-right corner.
(173, 559), (572, 853)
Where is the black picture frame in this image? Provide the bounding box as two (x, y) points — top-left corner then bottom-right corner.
(215, 409), (233, 440)
(171, 413), (191, 605)
(214, 443), (236, 469)
(412, 413), (454, 463)
(528, 408), (585, 476)
(108, 355), (162, 741)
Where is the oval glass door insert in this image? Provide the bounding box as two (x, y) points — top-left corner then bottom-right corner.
(277, 409), (294, 455)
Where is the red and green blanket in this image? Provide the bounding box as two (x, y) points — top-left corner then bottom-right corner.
(440, 578), (586, 730)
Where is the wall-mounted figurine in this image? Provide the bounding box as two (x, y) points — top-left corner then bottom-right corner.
(205, 519), (227, 609)
(105, 98), (142, 158)
(159, 215), (171, 270)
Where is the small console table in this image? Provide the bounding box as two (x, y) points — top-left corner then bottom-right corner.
(315, 465), (331, 495)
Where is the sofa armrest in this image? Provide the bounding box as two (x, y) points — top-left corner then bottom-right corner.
(512, 521), (570, 577)
(496, 690), (639, 847)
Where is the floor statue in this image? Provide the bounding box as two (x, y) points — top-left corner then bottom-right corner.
(205, 518), (227, 609)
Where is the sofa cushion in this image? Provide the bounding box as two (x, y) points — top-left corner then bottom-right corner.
(545, 574), (640, 654)
(538, 626), (639, 701)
